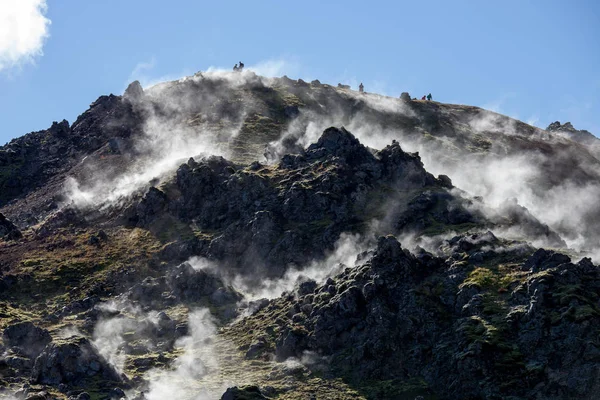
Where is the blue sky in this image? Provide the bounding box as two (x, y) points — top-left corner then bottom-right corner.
(1, 0), (599, 145)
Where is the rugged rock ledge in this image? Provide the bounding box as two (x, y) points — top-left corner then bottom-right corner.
(231, 235), (600, 399)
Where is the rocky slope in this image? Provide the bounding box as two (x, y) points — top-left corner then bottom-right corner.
(547, 121), (600, 148)
(231, 236), (599, 399)
(0, 71), (599, 400)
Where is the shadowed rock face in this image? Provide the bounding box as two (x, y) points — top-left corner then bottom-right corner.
(239, 235), (599, 400)
(127, 127), (466, 274)
(547, 121), (600, 148)
(0, 213), (21, 240)
(3, 322), (51, 359)
(32, 337), (123, 387)
(0, 124), (587, 400)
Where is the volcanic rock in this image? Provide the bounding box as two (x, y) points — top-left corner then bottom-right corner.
(31, 337), (123, 387)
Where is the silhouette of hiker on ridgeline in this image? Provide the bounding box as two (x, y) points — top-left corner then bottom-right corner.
(238, 61), (244, 71)
(233, 63), (239, 71)
(427, 93), (432, 101)
(359, 83), (364, 93)
(421, 95), (426, 100)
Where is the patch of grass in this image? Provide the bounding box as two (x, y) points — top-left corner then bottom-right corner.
(460, 264), (520, 293)
(148, 214), (198, 243)
(552, 284), (598, 307)
(458, 316), (505, 351)
(462, 267), (497, 290)
(0, 227), (163, 316)
(0, 302), (38, 330)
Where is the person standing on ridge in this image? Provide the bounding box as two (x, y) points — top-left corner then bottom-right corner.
(427, 93), (432, 101)
(359, 83), (364, 93)
(233, 64), (238, 71)
(238, 61), (244, 71)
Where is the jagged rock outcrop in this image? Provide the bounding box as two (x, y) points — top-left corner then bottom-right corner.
(237, 235), (599, 399)
(129, 127), (453, 274)
(126, 260), (242, 320)
(0, 92), (144, 228)
(547, 121), (599, 147)
(0, 212), (22, 240)
(31, 337), (124, 387)
(400, 92), (411, 102)
(123, 80), (144, 102)
(3, 322), (51, 359)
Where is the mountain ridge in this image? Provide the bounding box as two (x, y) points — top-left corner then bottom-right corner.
(0, 71), (599, 400)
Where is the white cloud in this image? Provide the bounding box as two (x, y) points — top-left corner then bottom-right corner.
(0, 0), (51, 71)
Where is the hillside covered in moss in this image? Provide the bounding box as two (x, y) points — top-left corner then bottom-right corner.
(0, 71), (599, 400)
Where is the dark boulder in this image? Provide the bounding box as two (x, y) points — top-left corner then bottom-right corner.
(136, 187), (168, 225)
(306, 127), (375, 167)
(522, 248), (571, 272)
(0, 212), (22, 240)
(437, 174), (453, 188)
(400, 92), (411, 102)
(220, 386), (267, 400)
(48, 120), (70, 137)
(123, 80), (144, 102)
(31, 336), (123, 387)
(3, 321), (51, 358)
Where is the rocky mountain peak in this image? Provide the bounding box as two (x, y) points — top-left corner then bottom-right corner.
(0, 71), (599, 400)
(123, 80), (144, 102)
(305, 126), (374, 164)
(48, 119), (70, 137)
(546, 120), (599, 148)
(547, 120), (576, 132)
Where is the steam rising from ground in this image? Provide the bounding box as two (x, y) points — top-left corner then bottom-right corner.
(64, 66), (600, 259)
(92, 301), (231, 399)
(66, 69), (270, 209)
(93, 302), (144, 373)
(143, 309), (227, 400)
(414, 113), (600, 254)
(269, 92), (600, 258)
(232, 233), (366, 301)
(0, 392), (18, 400)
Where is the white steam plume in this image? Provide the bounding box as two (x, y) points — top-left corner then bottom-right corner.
(62, 67), (600, 260)
(65, 69), (280, 209)
(232, 232), (367, 301)
(143, 308), (229, 400)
